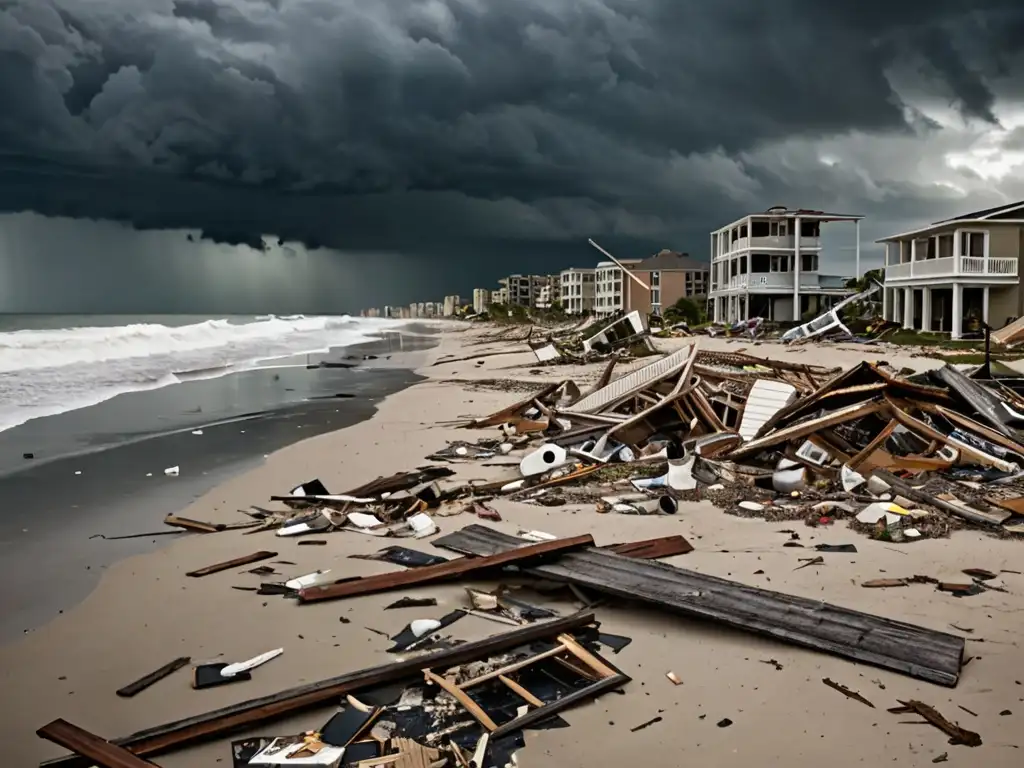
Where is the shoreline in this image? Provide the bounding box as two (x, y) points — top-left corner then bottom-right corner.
(4, 326), (1024, 767)
(0, 329), (441, 643)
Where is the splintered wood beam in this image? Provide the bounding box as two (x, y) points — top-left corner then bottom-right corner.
(41, 613), (596, 768)
(298, 535), (593, 603)
(185, 551), (277, 577)
(435, 525), (965, 687)
(601, 535), (693, 559)
(37, 720), (160, 768)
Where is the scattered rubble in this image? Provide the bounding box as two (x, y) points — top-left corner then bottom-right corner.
(39, 339), (1024, 768)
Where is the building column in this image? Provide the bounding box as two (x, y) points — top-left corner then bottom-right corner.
(882, 287), (890, 321)
(921, 287), (932, 332)
(793, 216), (802, 321)
(983, 286), (990, 325)
(854, 219), (861, 278)
(951, 283), (963, 339)
(902, 287), (913, 329)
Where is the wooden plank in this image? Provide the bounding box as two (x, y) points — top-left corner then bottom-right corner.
(37, 720), (160, 768)
(185, 551), (277, 578)
(116, 657), (191, 698)
(422, 670), (498, 731)
(435, 526), (965, 687)
(162, 515), (221, 533)
(460, 645), (567, 689)
(498, 675), (545, 707)
(297, 535), (593, 603)
(490, 674), (630, 739)
(41, 613), (595, 768)
(601, 535), (693, 559)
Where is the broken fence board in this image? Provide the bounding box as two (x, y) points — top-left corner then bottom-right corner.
(185, 551), (277, 578)
(434, 525), (964, 687)
(41, 613), (595, 768)
(37, 720), (160, 768)
(601, 535), (693, 559)
(116, 657), (191, 698)
(298, 535), (593, 603)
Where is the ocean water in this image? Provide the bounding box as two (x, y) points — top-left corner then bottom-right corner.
(0, 313), (410, 432)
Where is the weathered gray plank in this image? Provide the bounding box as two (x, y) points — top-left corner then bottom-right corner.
(434, 525), (964, 687)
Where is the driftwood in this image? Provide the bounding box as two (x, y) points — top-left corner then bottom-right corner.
(887, 700), (982, 747)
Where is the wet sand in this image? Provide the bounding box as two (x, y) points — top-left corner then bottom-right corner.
(0, 328), (440, 642)
(2, 326), (1023, 768)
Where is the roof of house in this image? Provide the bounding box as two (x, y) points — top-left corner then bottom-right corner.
(635, 250), (709, 272)
(933, 199), (1024, 224)
(876, 199), (1024, 242)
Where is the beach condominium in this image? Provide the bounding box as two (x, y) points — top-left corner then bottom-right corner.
(560, 268), (596, 314)
(708, 206), (863, 324)
(878, 200), (1024, 338)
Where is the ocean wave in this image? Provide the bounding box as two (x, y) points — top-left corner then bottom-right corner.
(0, 314), (361, 372)
(0, 314), (408, 432)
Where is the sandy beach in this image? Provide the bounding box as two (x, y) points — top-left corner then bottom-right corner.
(4, 325), (1024, 768)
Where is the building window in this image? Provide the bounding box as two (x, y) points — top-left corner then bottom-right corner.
(651, 271), (660, 287)
(961, 231), (985, 258)
(651, 288), (661, 308)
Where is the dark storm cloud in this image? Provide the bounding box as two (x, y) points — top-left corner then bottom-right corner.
(0, 0), (1022, 251)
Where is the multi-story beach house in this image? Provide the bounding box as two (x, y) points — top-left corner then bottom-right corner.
(499, 274), (549, 307)
(624, 251), (709, 317)
(472, 288), (490, 314)
(708, 206), (862, 324)
(560, 268), (596, 314)
(878, 200), (1024, 338)
(594, 259), (642, 317)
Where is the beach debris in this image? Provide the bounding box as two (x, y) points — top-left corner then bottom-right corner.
(162, 515), (225, 533)
(297, 534), (593, 604)
(192, 661), (253, 689)
(666, 671), (682, 685)
(435, 524), (966, 686)
(793, 556), (825, 570)
(933, 753), (948, 763)
(164, 465), (179, 477)
(116, 656), (191, 698)
(822, 677), (875, 708)
(221, 648), (283, 678)
(186, 550), (278, 578)
(630, 716), (662, 732)
(350, 546), (449, 568)
(389, 610), (466, 652)
(385, 597), (439, 610)
(888, 700), (982, 747)
(717, 718), (733, 728)
(36, 719), (155, 768)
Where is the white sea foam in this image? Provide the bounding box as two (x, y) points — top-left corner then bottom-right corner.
(0, 315), (409, 432)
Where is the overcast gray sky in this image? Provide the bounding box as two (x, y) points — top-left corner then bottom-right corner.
(2, 0), (1024, 313)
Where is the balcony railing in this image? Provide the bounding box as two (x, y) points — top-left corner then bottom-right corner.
(712, 272), (821, 292)
(716, 235), (821, 257)
(885, 256), (1018, 281)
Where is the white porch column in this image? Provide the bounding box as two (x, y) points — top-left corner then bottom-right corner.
(951, 283), (963, 339)
(882, 287), (890, 321)
(902, 287), (913, 329)
(793, 216), (802, 320)
(854, 219), (861, 278)
(983, 286), (990, 325)
(921, 287), (932, 332)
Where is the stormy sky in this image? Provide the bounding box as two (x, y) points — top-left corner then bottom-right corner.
(2, 0), (1024, 313)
